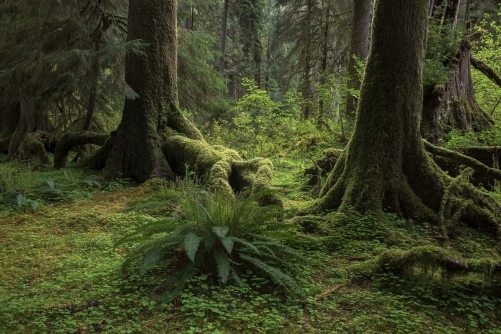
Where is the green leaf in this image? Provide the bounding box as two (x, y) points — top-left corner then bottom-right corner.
(219, 236), (234, 255)
(183, 232), (202, 262)
(214, 251), (230, 284)
(229, 236), (260, 255)
(230, 267), (245, 287)
(139, 249), (163, 275)
(204, 233), (216, 252)
(46, 179), (55, 189)
(212, 226), (229, 238)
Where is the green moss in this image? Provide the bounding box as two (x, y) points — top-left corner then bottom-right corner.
(378, 246), (501, 281)
(19, 132), (50, 164)
(164, 136), (282, 206)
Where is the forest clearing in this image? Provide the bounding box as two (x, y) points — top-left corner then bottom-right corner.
(3, 0), (501, 333)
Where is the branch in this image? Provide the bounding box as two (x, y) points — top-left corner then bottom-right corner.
(471, 57), (501, 89)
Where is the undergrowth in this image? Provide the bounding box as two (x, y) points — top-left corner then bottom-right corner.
(2, 153), (501, 333)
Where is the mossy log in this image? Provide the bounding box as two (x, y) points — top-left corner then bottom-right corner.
(378, 246), (501, 280)
(54, 131), (110, 169)
(163, 135), (283, 206)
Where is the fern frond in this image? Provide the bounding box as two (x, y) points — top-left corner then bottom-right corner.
(240, 254), (305, 298)
(229, 236), (261, 255)
(214, 250), (231, 284)
(183, 232), (202, 262)
(229, 267), (245, 287)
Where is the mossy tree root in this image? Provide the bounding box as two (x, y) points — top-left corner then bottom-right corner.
(378, 246), (501, 281)
(19, 131), (53, 164)
(163, 135), (283, 206)
(54, 131), (111, 169)
(424, 141), (501, 183)
(77, 132), (116, 171)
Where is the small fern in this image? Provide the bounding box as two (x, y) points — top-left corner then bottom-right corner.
(115, 181), (305, 301)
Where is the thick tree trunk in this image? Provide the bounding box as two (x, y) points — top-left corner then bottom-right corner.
(421, 41), (493, 142)
(8, 95), (49, 159)
(345, 0), (372, 119)
(102, 0), (203, 182)
(310, 0), (501, 233)
(422, 0), (493, 142)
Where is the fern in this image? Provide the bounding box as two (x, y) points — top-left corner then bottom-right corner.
(214, 250), (231, 284)
(115, 181), (307, 301)
(183, 232), (202, 262)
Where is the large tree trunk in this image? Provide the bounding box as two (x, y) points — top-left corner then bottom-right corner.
(345, 0), (372, 119)
(8, 95), (50, 160)
(421, 0), (493, 142)
(310, 0), (500, 233)
(102, 0), (203, 182)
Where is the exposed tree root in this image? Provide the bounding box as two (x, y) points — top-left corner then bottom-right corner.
(54, 131), (110, 169)
(78, 132), (116, 171)
(378, 246), (501, 281)
(423, 141), (501, 183)
(163, 135), (283, 206)
(304, 148), (343, 186)
(18, 131), (53, 164)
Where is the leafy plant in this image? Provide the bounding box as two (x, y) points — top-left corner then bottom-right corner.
(115, 182), (306, 301)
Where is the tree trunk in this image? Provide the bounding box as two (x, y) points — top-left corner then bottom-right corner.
(219, 0), (229, 74)
(310, 0), (501, 233)
(8, 95), (49, 159)
(345, 0), (372, 119)
(102, 0), (203, 182)
(301, 0), (313, 119)
(0, 101), (20, 153)
(421, 0), (493, 142)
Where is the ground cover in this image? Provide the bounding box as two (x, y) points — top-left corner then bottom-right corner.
(2, 153), (501, 333)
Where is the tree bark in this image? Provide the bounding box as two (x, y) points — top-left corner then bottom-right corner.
(219, 0), (229, 74)
(102, 0), (203, 182)
(421, 0), (493, 142)
(345, 0), (372, 119)
(0, 101), (20, 153)
(310, 0), (501, 233)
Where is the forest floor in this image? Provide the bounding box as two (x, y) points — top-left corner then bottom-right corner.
(2, 153), (501, 333)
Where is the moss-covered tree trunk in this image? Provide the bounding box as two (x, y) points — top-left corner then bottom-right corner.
(421, 0), (493, 142)
(102, 0), (203, 182)
(312, 0), (500, 232)
(421, 41), (493, 142)
(345, 0), (372, 119)
(7, 94), (50, 160)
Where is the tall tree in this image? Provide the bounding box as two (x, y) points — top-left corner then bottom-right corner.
(345, 0), (372, 119)
(309, 0), (500, 231)
(102, 0), (203, 181)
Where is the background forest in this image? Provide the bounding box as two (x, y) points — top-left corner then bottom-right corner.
(3, 0), (501, 333)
